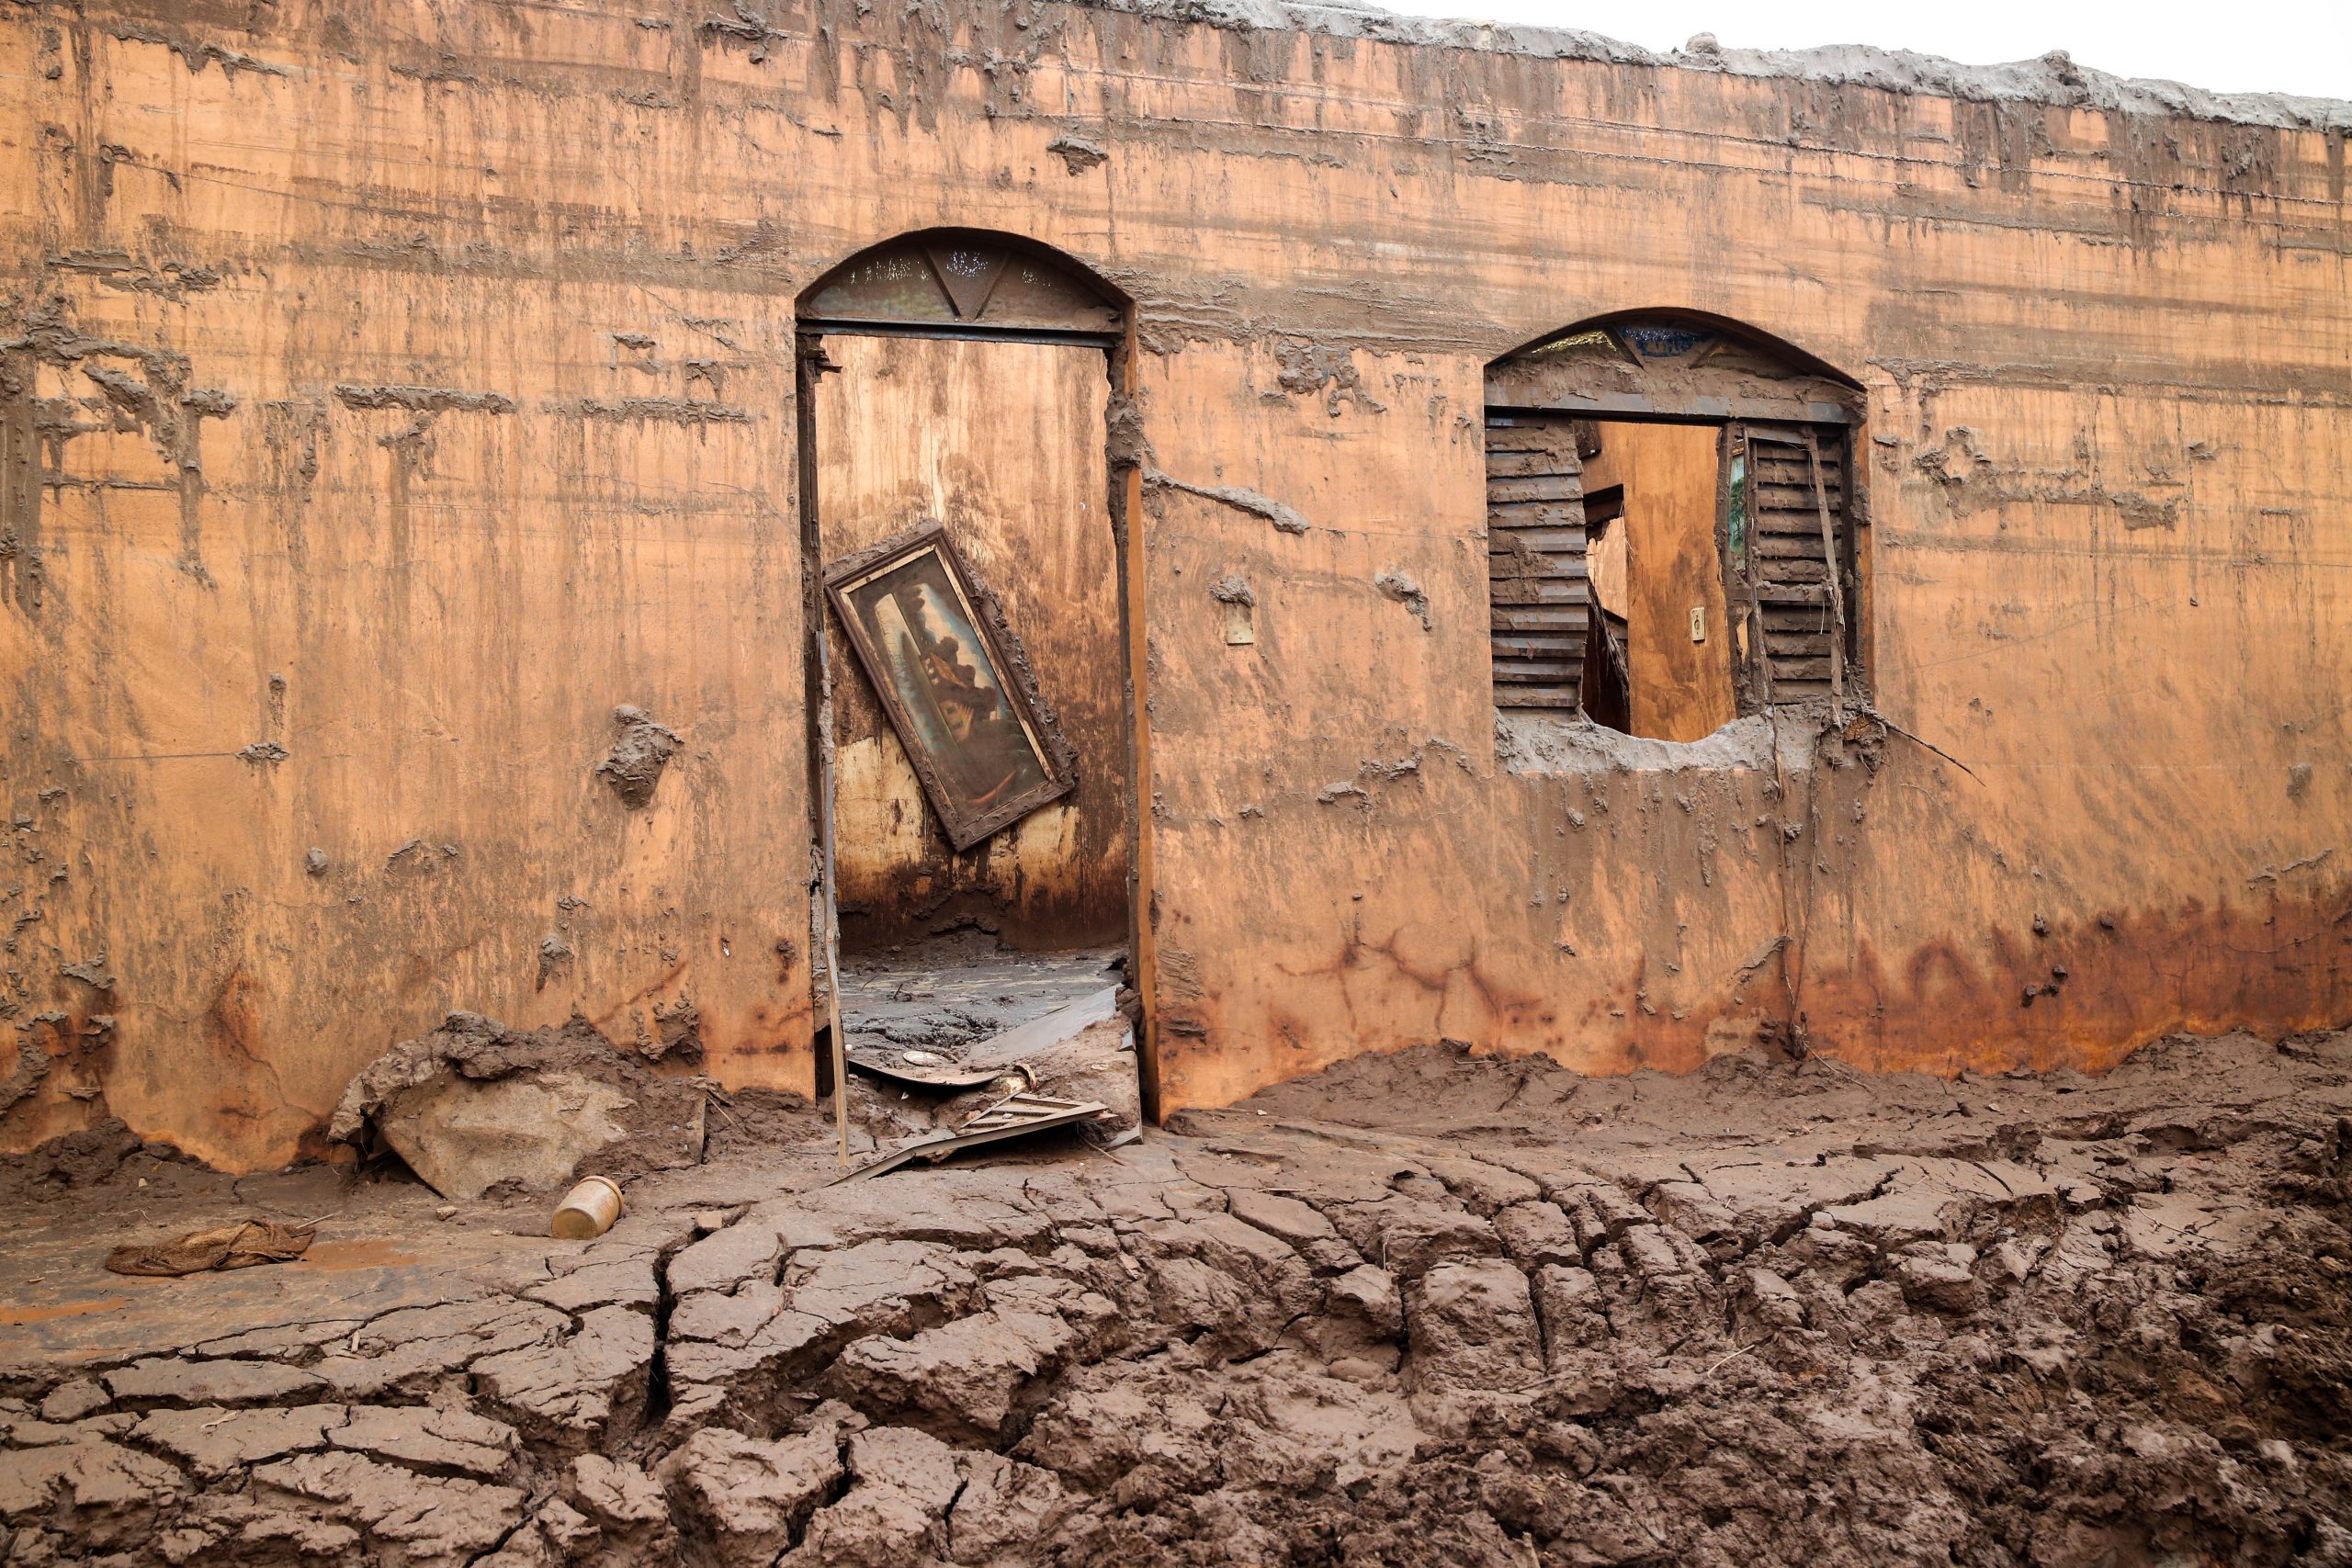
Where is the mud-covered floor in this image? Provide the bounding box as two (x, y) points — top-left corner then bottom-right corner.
(2, 1029), (2348, 1567)
(836, 934), (1125, 1062)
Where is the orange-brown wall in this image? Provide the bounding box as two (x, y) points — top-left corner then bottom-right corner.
(1, 0), (2346, 1169)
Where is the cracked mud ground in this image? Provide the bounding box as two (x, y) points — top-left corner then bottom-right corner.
(3, 1030), (2348, 1567)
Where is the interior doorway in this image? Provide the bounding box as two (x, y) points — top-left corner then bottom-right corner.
(1577, 420), (1739, 742)
(795, 231), (1142, 1141)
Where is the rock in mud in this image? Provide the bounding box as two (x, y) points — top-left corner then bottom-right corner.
(326, 1011), (707, 1199)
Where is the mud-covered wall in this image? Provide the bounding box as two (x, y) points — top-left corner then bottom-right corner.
(1, 0), (2346, 1168)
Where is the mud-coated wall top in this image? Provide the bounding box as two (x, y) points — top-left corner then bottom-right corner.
(1087, 0), (2352, 132)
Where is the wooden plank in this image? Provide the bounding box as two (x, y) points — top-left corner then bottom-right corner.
(1487, 526), (1588, 554)
(1763, 631), (1836, 656)
(1484, 389), (1854, 425)
(1489, 502), (1587, 530)
(1754, 483), (1844, 510)
(1495, 643), (1589, 667)
(1484, 426), (1581, 455)
(1492, 554), (1590, 578)
(1489, 640), (1574, 661)
(1496, 564), (1589, 587)
(1484, 450), (1584, 478)
(1489, 578), (1592, 605)
(1487, 475), (1586, 503)
(1751, 456), (1831, 478)
(1490, 634), (1582, 659)
(1492, 604), (1589, 630)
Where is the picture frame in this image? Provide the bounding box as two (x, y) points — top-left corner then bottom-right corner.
(823, 523), (1078, 852)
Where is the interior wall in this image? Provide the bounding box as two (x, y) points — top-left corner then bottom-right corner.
(1580, 422), (1738, 742)
(812, 333), (1125, 951)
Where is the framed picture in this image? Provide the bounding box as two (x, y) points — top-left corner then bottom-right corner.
(824, 523), (1078, 852)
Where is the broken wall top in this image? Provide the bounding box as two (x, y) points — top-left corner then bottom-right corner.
(1086, 0), (2352, 132)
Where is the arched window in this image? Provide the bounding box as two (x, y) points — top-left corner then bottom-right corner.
(1484, 312), (1866, 737)
(799, 231), (1123, 346)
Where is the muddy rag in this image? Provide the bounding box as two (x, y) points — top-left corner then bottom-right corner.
(104, 1221), (315, 1277)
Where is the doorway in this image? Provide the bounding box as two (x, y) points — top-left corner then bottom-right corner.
(795, 232), (1141, 1139)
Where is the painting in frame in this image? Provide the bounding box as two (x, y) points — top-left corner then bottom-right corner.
(823, 523), (1078, 852)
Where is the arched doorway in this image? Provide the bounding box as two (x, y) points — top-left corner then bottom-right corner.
(795, 231), (1143, 1113)
(1483, 311), (1868, 740)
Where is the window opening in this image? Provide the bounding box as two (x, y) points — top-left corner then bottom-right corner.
(1483, 312), (1863, 739)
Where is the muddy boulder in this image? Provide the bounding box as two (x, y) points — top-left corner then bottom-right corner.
(328, 1012), (707, 1200)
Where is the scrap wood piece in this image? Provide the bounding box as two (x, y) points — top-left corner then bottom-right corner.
(835, 1090), (1108, 1183)
(104, 1220), (315, 1278)
(960, 987), (1118, 1072)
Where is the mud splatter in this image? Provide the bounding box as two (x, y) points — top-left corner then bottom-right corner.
(595, 705), (682, 809)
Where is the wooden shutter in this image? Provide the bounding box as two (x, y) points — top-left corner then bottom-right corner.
(1485, 414), (1589, 712)
(1730, 423), (1853, 705)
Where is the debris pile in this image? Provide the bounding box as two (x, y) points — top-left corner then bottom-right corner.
(0, 1029), (2344, 1565)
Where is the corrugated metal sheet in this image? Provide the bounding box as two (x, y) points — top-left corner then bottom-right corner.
(1486, 413), (1588, 712)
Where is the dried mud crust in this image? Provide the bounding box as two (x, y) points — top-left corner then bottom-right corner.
(2, 1030), (2348, 1566)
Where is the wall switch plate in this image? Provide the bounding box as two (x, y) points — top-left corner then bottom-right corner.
(1690, 605), (1706, 642)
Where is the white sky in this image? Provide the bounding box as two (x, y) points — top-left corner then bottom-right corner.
(1375, 0), (2351, 100)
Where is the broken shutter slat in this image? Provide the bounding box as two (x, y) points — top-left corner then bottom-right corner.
(1490, 578), (1590, 604)
(1487, 412), (1588, 714)
(1493, 602), (1589, 625)
(1485, 450), (1584, 479)
(1487, 475), (1588, 503)
(1732, 419), (1855, 704)
(1487, 528), (1588, 555)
